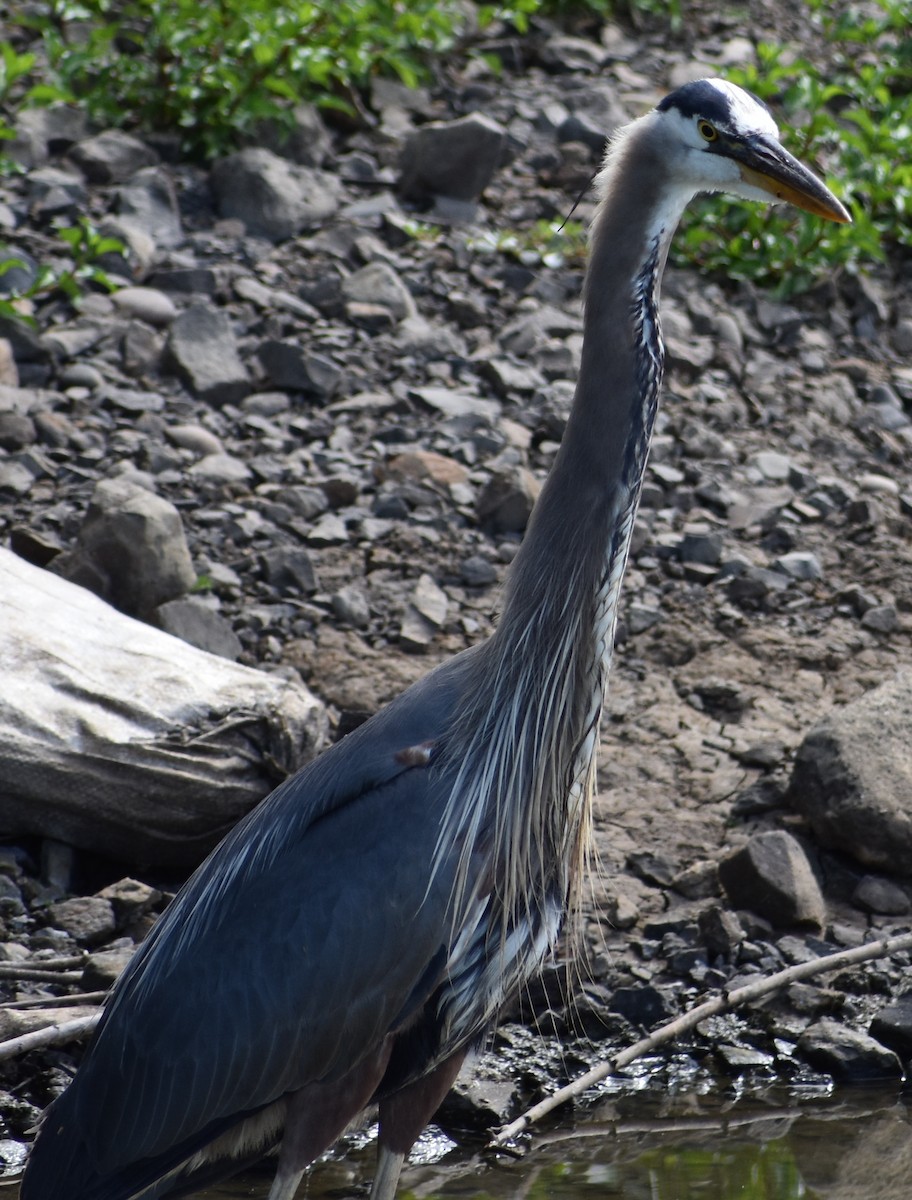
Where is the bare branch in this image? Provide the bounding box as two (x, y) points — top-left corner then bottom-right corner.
(0, 1014), (100, 1064)
(492, 930), (912, 1146)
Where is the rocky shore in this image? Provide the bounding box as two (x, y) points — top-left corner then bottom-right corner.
(1, 4), (911, 1179)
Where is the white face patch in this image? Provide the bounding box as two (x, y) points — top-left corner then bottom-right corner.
(705, 78), (780, 141)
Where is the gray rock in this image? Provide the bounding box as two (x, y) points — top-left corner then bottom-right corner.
(411, 574), (448, 628)
(258, 341), (341, 399)
(167, 304), (250, 404)
(851, 875), (911, 915)
(257, 103), (331, 167)
(461, 555), (498, 586)
(165, 423), (224, 457)
(96, 877), (161, 922)
(155, 596), (243, 660)
(400, 113), (506, 203)
(111, 287), (178, 327)
(411, 385), (500, 422)
(476, 465), (541, 532)
(331, 585), (370, 628)
(0, 412), (37, 451)
(860, 604), (898, 633)
(27, 166), (87, 220)
(187, 453), (252, 484)
(210, 148), (339, 241)
(718, 831), (826, 929)
(69, 129), (158, 184)
(342, 262), (415, 323)
(752, 450), (793, 481)
(306, 513), (348, 546)
(115, 167), (183, 247)
(261, 546), (317, 595)
(82, 946), (135, 990)
(679, 527), (723, 565)
(399, 607), (437, 654)
(773, 551), (823, 581)
(0, 459), (36, 496)
(44, 896), (116, 945)
(11, 105), (87, 167)
(52, 476), (196, 616)
(787, 672), (912, 873)
(797, 1018), (903, 1082)
(869, 993), (912, 1063)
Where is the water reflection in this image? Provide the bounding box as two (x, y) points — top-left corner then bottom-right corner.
(197, 1085), (912, 1199)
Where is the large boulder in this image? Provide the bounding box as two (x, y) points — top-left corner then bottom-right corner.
(787, 673), (912, 875)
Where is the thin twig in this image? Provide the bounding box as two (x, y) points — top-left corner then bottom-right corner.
(0, 1014), (100, 1063)
(0, 991), (107, 1011)
(0, 969), (83, 984)
(0, 957), (85, 974)
(492, 930), (912, 1146)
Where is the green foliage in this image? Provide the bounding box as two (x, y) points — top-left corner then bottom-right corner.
(16, 0), (472, 159)
(675, 0), (911, 294)
(0, 219), (124, 322)
(2, 0), (908, 292)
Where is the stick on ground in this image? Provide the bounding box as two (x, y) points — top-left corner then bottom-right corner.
(492, 930), (912, 1146)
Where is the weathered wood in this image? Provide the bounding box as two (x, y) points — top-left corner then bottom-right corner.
(0, 548), (327, 867)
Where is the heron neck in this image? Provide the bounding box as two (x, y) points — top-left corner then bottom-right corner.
(441, 140), (688, 918)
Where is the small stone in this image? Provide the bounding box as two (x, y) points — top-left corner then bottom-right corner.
(851, 875), (911, 915)
(399, 608), (436, 653)
(461, 555), (498, 586)
(0, 411), (37, 451)
(167, 304), (250, 404)
(306, 513), (348, 546)
(718, 831), (825, 929)
(869, 993), (912, 1063)
(210, 148), (339, 241)
(752, 451), (793, 481)
(115, 166), (182, 248)
(261, 546), (317, 595)
(386, 450), (469, 487)
(82, 946), (135, 990)
(95, 877), (161, 922)
(155, 596), (243, 660)
(627, 603), (661, 634)
(51, 476), (195, 616)
(341, 263), (416, 323)
(773, 551), (823, 581)
(258, 341), (341, 399)
(400, 112), (506, 202)
(331, 585), (371, 628)
(411, 574), (448, 628)
(44, 896), (116, 945)
(476, 466), (541, 532)
(166, 423), (224, 457)
(111, 286), (178, 326)
(188, 453), (252, 484)
(69, 129), (158, 183)
(860, 604), (898, 634)
(798, 1018), (903, 1082)
(679, 527), (723, 565)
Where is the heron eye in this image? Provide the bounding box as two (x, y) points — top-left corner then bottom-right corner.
(698, 120), (718, 142)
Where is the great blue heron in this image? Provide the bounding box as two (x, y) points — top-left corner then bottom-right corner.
(22, 78), (848, 1200)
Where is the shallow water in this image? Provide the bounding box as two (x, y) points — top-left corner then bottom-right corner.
(197, 1083), (912, 1200)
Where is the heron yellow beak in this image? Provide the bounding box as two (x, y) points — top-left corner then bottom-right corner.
(733, 136), (851, 224)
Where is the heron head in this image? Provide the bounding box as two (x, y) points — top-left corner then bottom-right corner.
(654, 77), (850, 223)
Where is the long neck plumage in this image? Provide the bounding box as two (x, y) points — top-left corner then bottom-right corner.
(442, 116), (690, 931)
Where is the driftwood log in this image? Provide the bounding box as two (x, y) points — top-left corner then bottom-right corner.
(0, 548), (327, 868)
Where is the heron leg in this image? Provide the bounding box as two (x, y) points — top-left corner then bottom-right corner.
(268, 1039), (394, 1200)
(371, 1050), (467, 1200)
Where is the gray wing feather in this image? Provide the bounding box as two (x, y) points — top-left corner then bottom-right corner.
(67, 652), (477, 1174)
